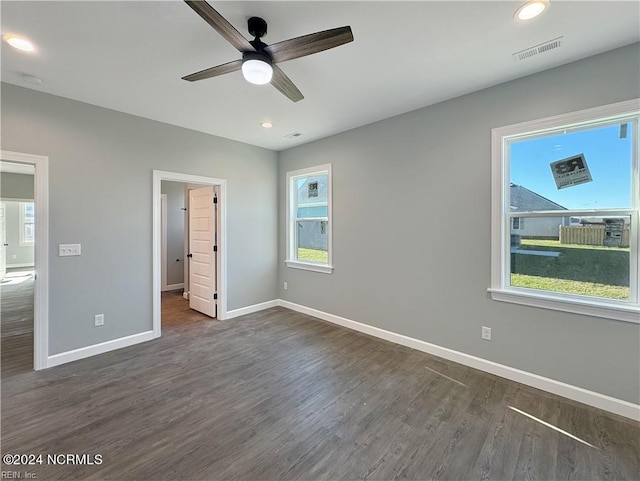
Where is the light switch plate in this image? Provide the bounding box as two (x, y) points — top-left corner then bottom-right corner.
(59, 244), (81, 256)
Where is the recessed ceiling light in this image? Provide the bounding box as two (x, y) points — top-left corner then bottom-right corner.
(260, 121), (273, 129)
(514, 0), (549, 21)
(3, 34), (35, 52)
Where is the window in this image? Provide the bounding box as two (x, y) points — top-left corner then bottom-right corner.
(19, 202), (35, 246)
(512, 217), (524, 230)
(286, 164), (332, 273)
(490, 100), (639, 322)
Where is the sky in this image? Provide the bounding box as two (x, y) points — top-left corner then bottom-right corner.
(509, 121), (634, 210)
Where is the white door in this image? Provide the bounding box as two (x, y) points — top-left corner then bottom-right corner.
(0, 203), (6, 280)
(188, 186), (217, 317)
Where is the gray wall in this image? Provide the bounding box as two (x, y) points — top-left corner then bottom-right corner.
(161, 180), (185, 287)
(278, 44), (640, 404)
(1, 82), (278, 355)
(1, 172), (34, 199)
(4, 201), (35, 266)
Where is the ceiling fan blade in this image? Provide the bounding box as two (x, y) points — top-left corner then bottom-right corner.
(271, 66), (304, 102)
(264, 26), (353, 64)
(182, 59), (243, 82)
(184, 0), (255, 52)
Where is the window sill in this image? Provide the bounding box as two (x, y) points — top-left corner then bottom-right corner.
(285, 260), (333, 274)
(488, 288), (640, 324)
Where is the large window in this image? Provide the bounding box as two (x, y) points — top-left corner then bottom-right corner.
(19, 202), (35, 246)
(286, 164), (333, 273)
(491, 100), (639, 322)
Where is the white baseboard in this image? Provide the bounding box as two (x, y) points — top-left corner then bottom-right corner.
(7, 263), (34, 268)
(162, 283), (184, 292)
(225, 300), (279, 320)
(278, 300), (640, 421)
(47, 331), (155, 368)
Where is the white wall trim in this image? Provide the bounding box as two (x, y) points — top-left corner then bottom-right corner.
(225, 300), (279, 320)
(163, 283), (184, 292)
(153, 171), (228, 340)
(47, 331), (155, 368)
(1, 150), (49, 371)
(278, 300), (640, 421)
(161, 194), (168, 291)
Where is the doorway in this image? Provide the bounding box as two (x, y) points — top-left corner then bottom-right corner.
(153, 170), (227, 337)
(0, 151), (49, 371)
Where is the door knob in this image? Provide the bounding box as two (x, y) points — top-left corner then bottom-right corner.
(187, 253), (193, 258)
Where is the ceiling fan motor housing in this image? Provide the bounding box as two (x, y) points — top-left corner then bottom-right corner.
(242, 50), (272, 66)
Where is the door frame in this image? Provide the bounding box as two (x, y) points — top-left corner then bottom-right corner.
(152, 170), (227, 337)
(160, 193), (168, 291)
(0, 150), (49, 370)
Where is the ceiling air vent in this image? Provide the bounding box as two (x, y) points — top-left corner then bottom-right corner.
(513, 37), (564, 62)
(285, 132), (303, 139)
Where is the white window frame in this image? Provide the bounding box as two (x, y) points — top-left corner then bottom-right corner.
(19, 201), (35, 246)
(285, 164), (333, 274)
(489, 99), (639, 323)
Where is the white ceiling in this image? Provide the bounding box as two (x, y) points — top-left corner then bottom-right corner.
(1, 1), (638, 151)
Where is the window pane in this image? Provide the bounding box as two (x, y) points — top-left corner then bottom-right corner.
(24, 202), (35, 222)
(297, 220), (328, 263)
(510, 215), (630, 300)
(24, 223), (35, 243)
(296, 174), (328, 218)
(510, 121), (633, 211)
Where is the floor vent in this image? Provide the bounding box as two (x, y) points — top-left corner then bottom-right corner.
(513, 37), (564, 62)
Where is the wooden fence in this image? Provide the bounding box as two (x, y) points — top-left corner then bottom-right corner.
(559, 225), (630, 247)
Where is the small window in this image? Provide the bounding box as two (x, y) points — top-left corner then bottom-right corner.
(19, 202), (35, 246)
(512, 217), (524, 230)
(491, 100), (639, 322)
(286, 164), (332, 273)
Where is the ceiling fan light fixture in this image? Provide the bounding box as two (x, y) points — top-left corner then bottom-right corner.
(514, 0), (549, 21)
(242, 53), (273, 85)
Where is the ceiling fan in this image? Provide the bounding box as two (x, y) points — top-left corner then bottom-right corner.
(182, 0), (354, 102)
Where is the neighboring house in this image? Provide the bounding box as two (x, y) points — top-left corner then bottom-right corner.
(297, 176), (328, 251)
(510, 183), (569, 239)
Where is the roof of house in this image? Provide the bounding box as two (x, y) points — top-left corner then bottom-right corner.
(510, 183), (567, 212)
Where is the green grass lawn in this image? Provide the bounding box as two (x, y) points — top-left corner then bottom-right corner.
(297, 248), (328, 263)
(512, 239), (629, 299)
(511, 274), (629, 299)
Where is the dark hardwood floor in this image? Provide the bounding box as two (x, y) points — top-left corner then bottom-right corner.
(1, 290), (638, 480)
(1, 268), (34, 377)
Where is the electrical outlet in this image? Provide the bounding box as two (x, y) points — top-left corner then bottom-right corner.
(482, 326), (492, 341)
(284, 282), (288, 290)
(94, 314), (104, 327)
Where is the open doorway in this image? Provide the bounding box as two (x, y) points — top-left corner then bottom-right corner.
(153, 171), (227, 337)
(0, 164), (35, 376)
(0, 151), (49, 371)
